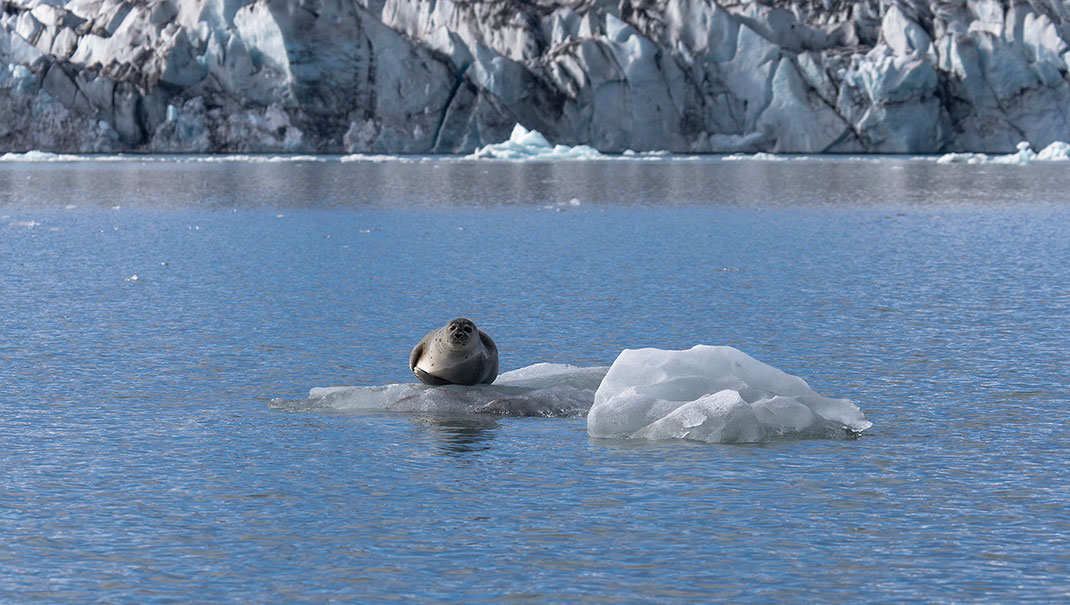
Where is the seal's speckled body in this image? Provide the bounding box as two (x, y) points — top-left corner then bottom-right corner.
(409, 318), (498, 386)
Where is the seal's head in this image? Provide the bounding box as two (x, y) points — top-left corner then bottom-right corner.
(445, 317), (477, 349)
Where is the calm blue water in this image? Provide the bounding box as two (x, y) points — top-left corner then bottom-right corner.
(1, 158), (1068, 601)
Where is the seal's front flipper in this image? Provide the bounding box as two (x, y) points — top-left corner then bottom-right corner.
(414, 368), (454, 386)
(409, 342), (424, 373)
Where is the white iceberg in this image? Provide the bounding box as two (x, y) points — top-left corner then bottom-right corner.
(275, 363), (609, 417)
(936, 140), (1070, 164)
(0, 150), (87, 162)
(467, 124), (604, 160)
(723, 152), (787, 161)
(587, 346), (871, 444)
(935, 152), (991, 164)
(1036, 141), (1070, 161)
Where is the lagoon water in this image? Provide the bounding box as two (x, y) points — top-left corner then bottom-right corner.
(1, 157), (1068, 601)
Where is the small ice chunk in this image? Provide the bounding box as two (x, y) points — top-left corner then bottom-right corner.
(8, 220), (39, 228)
(587, 345), (871, 443)
(936, 152), (989, 164)
(124, 274), (139, 282)
(936, 141), (1070, 164)
(0, 150), (60, 161)
(467, 124), (604, 161)
(1036, 141), (1070, 161)
(991, 141), (1036, 165)
(724, 152), (784, 161)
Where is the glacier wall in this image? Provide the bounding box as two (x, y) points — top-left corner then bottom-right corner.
(3, 0), (1070, 153)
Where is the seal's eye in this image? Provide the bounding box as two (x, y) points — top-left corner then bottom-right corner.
(463, 326), (473, 333)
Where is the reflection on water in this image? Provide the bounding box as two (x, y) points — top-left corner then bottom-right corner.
(3, 156), (1067, 210)
(412, 414), (500, 455)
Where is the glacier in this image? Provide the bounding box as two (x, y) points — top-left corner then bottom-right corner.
(587, 346), (871, 443)
(5, 1), (1070, 154)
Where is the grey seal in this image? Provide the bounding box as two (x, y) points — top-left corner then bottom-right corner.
(409, 318), (499, 386)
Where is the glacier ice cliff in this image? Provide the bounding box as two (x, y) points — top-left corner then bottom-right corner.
(4, 0), (1070, 153)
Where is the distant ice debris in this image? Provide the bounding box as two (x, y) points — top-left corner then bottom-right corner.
(467, 124), (604, 161)
(587, 346), (871, 444)
(724, 152), (785, 161)
(937, 141), (1070, 164)
(339, 154), (420, 163)
(276, 363), (609, 417)
(0, 151), (141, 162)
(1037, 141), (1070, 161)
(187, 155), (326, 163)
(8, 220), (40, 228)
(0, 151), (82, 162)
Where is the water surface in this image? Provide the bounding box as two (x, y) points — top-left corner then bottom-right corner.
(1, 157), (1068, 601)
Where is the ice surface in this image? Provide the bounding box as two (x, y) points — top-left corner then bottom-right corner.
(587, 346), (871, 444)
(467, 124), (604, 161)
(275, 363), (609, 418)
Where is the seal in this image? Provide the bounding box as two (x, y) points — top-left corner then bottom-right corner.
(409, 318), (499, 386)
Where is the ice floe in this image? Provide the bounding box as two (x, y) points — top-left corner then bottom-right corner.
(936, 141), (1070, 164)
(276, 345), (872, 444)
(0, 151), (328, 163)
(587, 346), (871, 444)
(275, 363), (609, 418)
(0, 151), (107, 162)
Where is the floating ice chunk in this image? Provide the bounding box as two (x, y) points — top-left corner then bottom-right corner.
(182, 154), (326, 163)
(339, 154), (418, 163)
(1036, 141), (1070, 161)
(991, 141), (1037, 165)
(724, 152), (785, 161)
(7, 220), (40, 228)
(623, 149), (671, 157)
(467, 124), (604, 160)
(276, 363), (609, 418)
(587, 346), (871, 443)
(936, 141), (1070, 164)
(936, 152), (990, 164)
(0, 151), (136, 162)
(1, 150), (64, 162)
